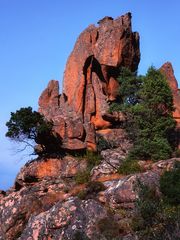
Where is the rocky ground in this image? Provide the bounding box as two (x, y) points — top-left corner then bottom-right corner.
(0, 152), (179, 239)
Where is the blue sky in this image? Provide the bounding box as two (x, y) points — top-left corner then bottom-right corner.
(0, 0), (180, 190)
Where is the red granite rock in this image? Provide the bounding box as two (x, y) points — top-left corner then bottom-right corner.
(15, 156), (87, 188)
(38, 13), (140, 150)
(160, 62), (180, 123)
(1, 156), (179, 239)
(98, 158), (180, 209)
(38, 80), (59, 117)
(63, 13), (140, 125)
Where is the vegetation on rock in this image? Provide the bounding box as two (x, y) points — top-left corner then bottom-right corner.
(75, 150), (101, 184)
(75, 170), (90, 184)
(118, 159), (142, 175)
(110, 66), (176, 163)
(97, 216), (121, 240)
(160, 161), (180, 205)
(132, 166), (180, 239)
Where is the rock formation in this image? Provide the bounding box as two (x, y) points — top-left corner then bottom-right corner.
(1, 12), (180, 240)
(39, 12), (140, 151)
(160, 62), (180, 149)
(160, 62), (180, 124)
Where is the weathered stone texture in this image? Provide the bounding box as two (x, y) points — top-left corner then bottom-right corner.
(160, 62), (180, 123)
(1, 156), (179, 239)
(39, 13), (140, 150)
(19, 198), (108, 240)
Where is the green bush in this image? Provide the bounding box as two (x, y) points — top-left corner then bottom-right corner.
(160, 162), (180, 205)
(133, 182), (160, 227)
(77, 190), (87, 200)
(118, 159), (142, 175)
(97, 136), (112, 152)
(75, 170), (90, 184)
(85, 150), (101, 169)
(175, 149), (180, 157)
(132, 181), (180, 239)
(86, 181), (106, 194)
(74, 150), (102, 185)
(129, 137), (172, 161)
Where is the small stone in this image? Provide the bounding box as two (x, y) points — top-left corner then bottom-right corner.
(72, 225), (77, 230)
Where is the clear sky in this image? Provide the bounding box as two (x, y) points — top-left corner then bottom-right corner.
(0, 0), (180, 190)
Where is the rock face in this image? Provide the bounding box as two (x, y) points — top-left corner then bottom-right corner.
(19, 198), (108, 240)
(0, 155), (179, 239)
(15, 156), (87, 189)
(0, 156), (88, 240)
(160, 62), (180, 149)
(160, 62), (180, 123)
(39, 12), (140, 150)
(63, 13), (140, 120)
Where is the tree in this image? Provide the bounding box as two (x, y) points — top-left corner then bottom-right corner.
(109, 67), (142, 113)
(131, 67), (176, 160)
(6, 107), (61, 154)
(110, 66), (176, 161)
(117, 67), (142, 106)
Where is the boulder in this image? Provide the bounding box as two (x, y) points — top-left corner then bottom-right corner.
(0, 181), (70, 239)
(91, 146), (130, 181)
(0, 156), (87, 240)
(15, 156), (87, 188)
(19, 198), (108, 240)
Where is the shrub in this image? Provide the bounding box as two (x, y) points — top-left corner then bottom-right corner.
(175, 149), (180, 157)
(133, 182), (160, 226)
(97, 136), (112, 152)
(118, 159), (142, 175)
(160, 162), (180, 205)
(74, 150), (102, 185)
(97, 216), (120, 240)
(86, 181), (106, 194)
(132, 180), (180, 239)
(85, 150), (101, 169)
(73, 231), (90, 240)
(75, 170), (90, 184)
(129, 137), (172, 161)
(77, 190), (87, 200)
